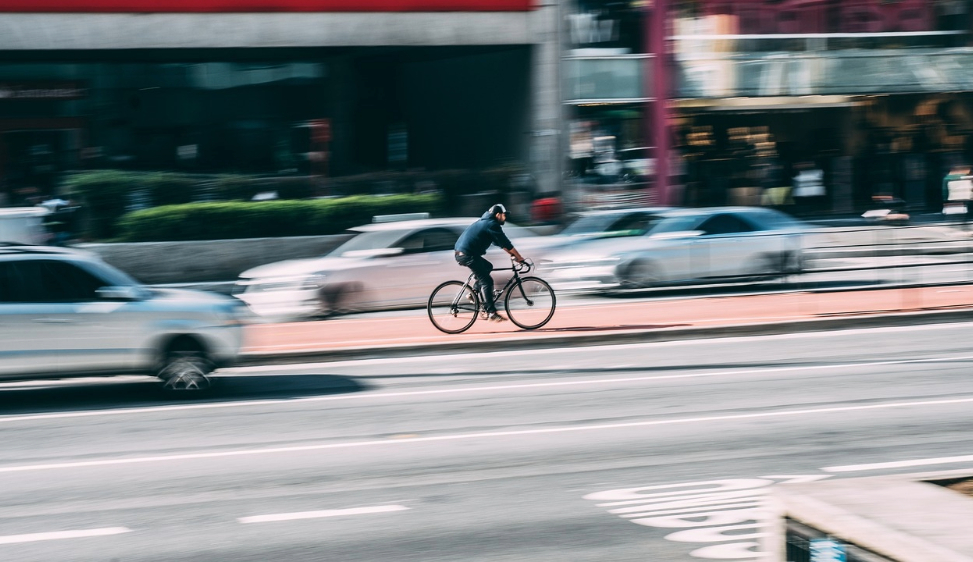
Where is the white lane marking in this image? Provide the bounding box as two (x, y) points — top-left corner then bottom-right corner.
(0, 527), (131, 545)
(2, 396), (973, 474)
(5, 353), (973, 425)
(822, 454), (973, 473)
(239, 504), (409, 524)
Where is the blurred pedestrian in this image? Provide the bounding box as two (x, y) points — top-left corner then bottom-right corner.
(942, 164), (972, 223)
(792, 161), (826, 216)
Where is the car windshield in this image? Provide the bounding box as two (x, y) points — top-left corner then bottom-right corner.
(649, 215), (705, 234)
(747, 210), (807, 231)
(327, 230), (411, 256)
(560, 213), (665, 238)
(82, 259), (143, 287)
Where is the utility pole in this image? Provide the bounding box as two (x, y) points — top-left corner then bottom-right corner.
(647, 0), (671, 205)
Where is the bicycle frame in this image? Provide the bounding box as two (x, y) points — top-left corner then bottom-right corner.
(455, 261), (535, 313)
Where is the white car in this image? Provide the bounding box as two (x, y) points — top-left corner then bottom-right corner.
(234, 217), (545, 320)
(0, 245), (246, 391)
(540, 207), (806, 292)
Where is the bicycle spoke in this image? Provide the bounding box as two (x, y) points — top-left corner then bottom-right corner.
(504, 277), (556, 330)
(428, 281), (479, 334)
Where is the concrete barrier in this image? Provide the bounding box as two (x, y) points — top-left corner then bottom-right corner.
(769, 469), (973, 561)
(76, 224), (973, 286)
(78, 234), (352, 284)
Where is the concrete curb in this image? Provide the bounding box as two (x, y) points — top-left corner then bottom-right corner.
(771, 468), (973, 562)
(237, 306), (973, 366)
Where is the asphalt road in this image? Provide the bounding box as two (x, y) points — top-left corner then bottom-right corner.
(3, 322), (973, 561)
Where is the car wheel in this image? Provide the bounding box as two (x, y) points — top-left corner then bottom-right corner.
(318, 283), (361, 318)
(158, 339), (214, 393)
(746, 254), (784, 283)
(619, 260), (660, 290)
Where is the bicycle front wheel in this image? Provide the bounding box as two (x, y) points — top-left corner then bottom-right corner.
(504, 276), (556, 330)
(428, 280), (480, 334)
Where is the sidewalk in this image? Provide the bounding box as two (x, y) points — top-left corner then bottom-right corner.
(240, 284), (973, 365)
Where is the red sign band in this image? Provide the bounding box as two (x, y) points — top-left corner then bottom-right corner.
(0, 0), (534, 12)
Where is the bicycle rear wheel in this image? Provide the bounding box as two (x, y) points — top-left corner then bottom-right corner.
(504, 276), (556, 330)
(428, 280), (479, 334)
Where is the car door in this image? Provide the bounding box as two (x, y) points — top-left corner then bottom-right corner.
(372, 228), (460, 308)
(0, 260), (60, 377)
(690, 213), (757, 280)
(23, 259), (140, 374)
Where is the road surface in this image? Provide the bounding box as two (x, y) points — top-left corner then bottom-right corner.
(2, 322), (973, 560)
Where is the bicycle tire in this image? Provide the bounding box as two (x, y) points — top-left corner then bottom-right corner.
(428, 280), (480, 334)
(504, 276), (556, 330)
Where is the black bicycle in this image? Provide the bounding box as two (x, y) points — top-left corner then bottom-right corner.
(427, 258), (556, 333)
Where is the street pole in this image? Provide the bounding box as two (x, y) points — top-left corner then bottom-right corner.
(648, 0), (671, 205)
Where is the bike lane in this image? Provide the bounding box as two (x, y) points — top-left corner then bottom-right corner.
(241, 284), (973, 361)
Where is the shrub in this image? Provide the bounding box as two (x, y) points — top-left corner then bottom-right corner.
(116, 194), (444, 242)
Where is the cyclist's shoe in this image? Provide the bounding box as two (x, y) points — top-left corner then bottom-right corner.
(487, 312), (507, 323)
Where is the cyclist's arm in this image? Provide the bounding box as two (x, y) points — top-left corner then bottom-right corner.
(488, 223), (525, 262)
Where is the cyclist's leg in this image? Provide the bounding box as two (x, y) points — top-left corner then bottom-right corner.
(467, 256), (496, 314)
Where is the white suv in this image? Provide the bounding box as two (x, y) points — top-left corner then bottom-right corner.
(0, 245), (245, 391)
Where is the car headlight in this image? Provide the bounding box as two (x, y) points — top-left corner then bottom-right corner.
(238, 274), (326, 293)
(301, 274), (327, 289)
(214, 302), (249, 326)
(550, 257), (621, 268)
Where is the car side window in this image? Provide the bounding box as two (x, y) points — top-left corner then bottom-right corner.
(423, 229), (460, 252)
(698, 214), (754, 236)
(607, 213), (655, 236)
(397, 229), (459, 254)
(0, 262), (17, 303)
(10, 260), (108, 303)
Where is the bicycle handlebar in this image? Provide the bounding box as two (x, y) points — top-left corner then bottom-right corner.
(512, 257), (533, 273)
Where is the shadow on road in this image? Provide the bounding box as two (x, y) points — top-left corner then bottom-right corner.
(0, 374), (367, 416)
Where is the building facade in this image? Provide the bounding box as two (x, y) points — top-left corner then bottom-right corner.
(565, 0), (973, 215)
(0, 0), (562, 206)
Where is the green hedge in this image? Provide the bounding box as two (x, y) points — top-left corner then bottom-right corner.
(116, 194), (444, 242)
(64, 166), (526, 240)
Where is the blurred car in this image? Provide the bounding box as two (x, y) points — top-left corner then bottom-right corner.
(539, 207), (806, 292)
(234, 217), (545, 320)
(0, 245), (246, 391)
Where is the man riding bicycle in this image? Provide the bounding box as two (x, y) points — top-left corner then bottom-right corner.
(454, 204), (526, 322)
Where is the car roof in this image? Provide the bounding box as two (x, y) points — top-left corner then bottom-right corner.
(0, 244), (95, 259)
(350, 218), (477, 233)
(575, 207), (672, 217)
(658, 206), (770, 218)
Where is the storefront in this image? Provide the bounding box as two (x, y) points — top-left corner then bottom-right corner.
(0, 1), (561, 203)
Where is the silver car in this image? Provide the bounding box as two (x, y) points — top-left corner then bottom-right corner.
(0, 245), (246, 391)
(235, 217), (545, 320)
(541, 207), (806, 291)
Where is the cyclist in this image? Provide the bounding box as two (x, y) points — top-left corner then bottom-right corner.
(454, 203), (526, 322)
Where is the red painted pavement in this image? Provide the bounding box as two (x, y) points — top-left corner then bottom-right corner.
(243, 284), (973, 355)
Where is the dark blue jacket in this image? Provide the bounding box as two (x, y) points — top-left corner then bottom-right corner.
(455, 211), (514, 256)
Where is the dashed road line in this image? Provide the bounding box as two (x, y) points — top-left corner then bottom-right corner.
(239, 504), (409, 524)
(822, 454), (973, 473)
(0, 527), (131, 545)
